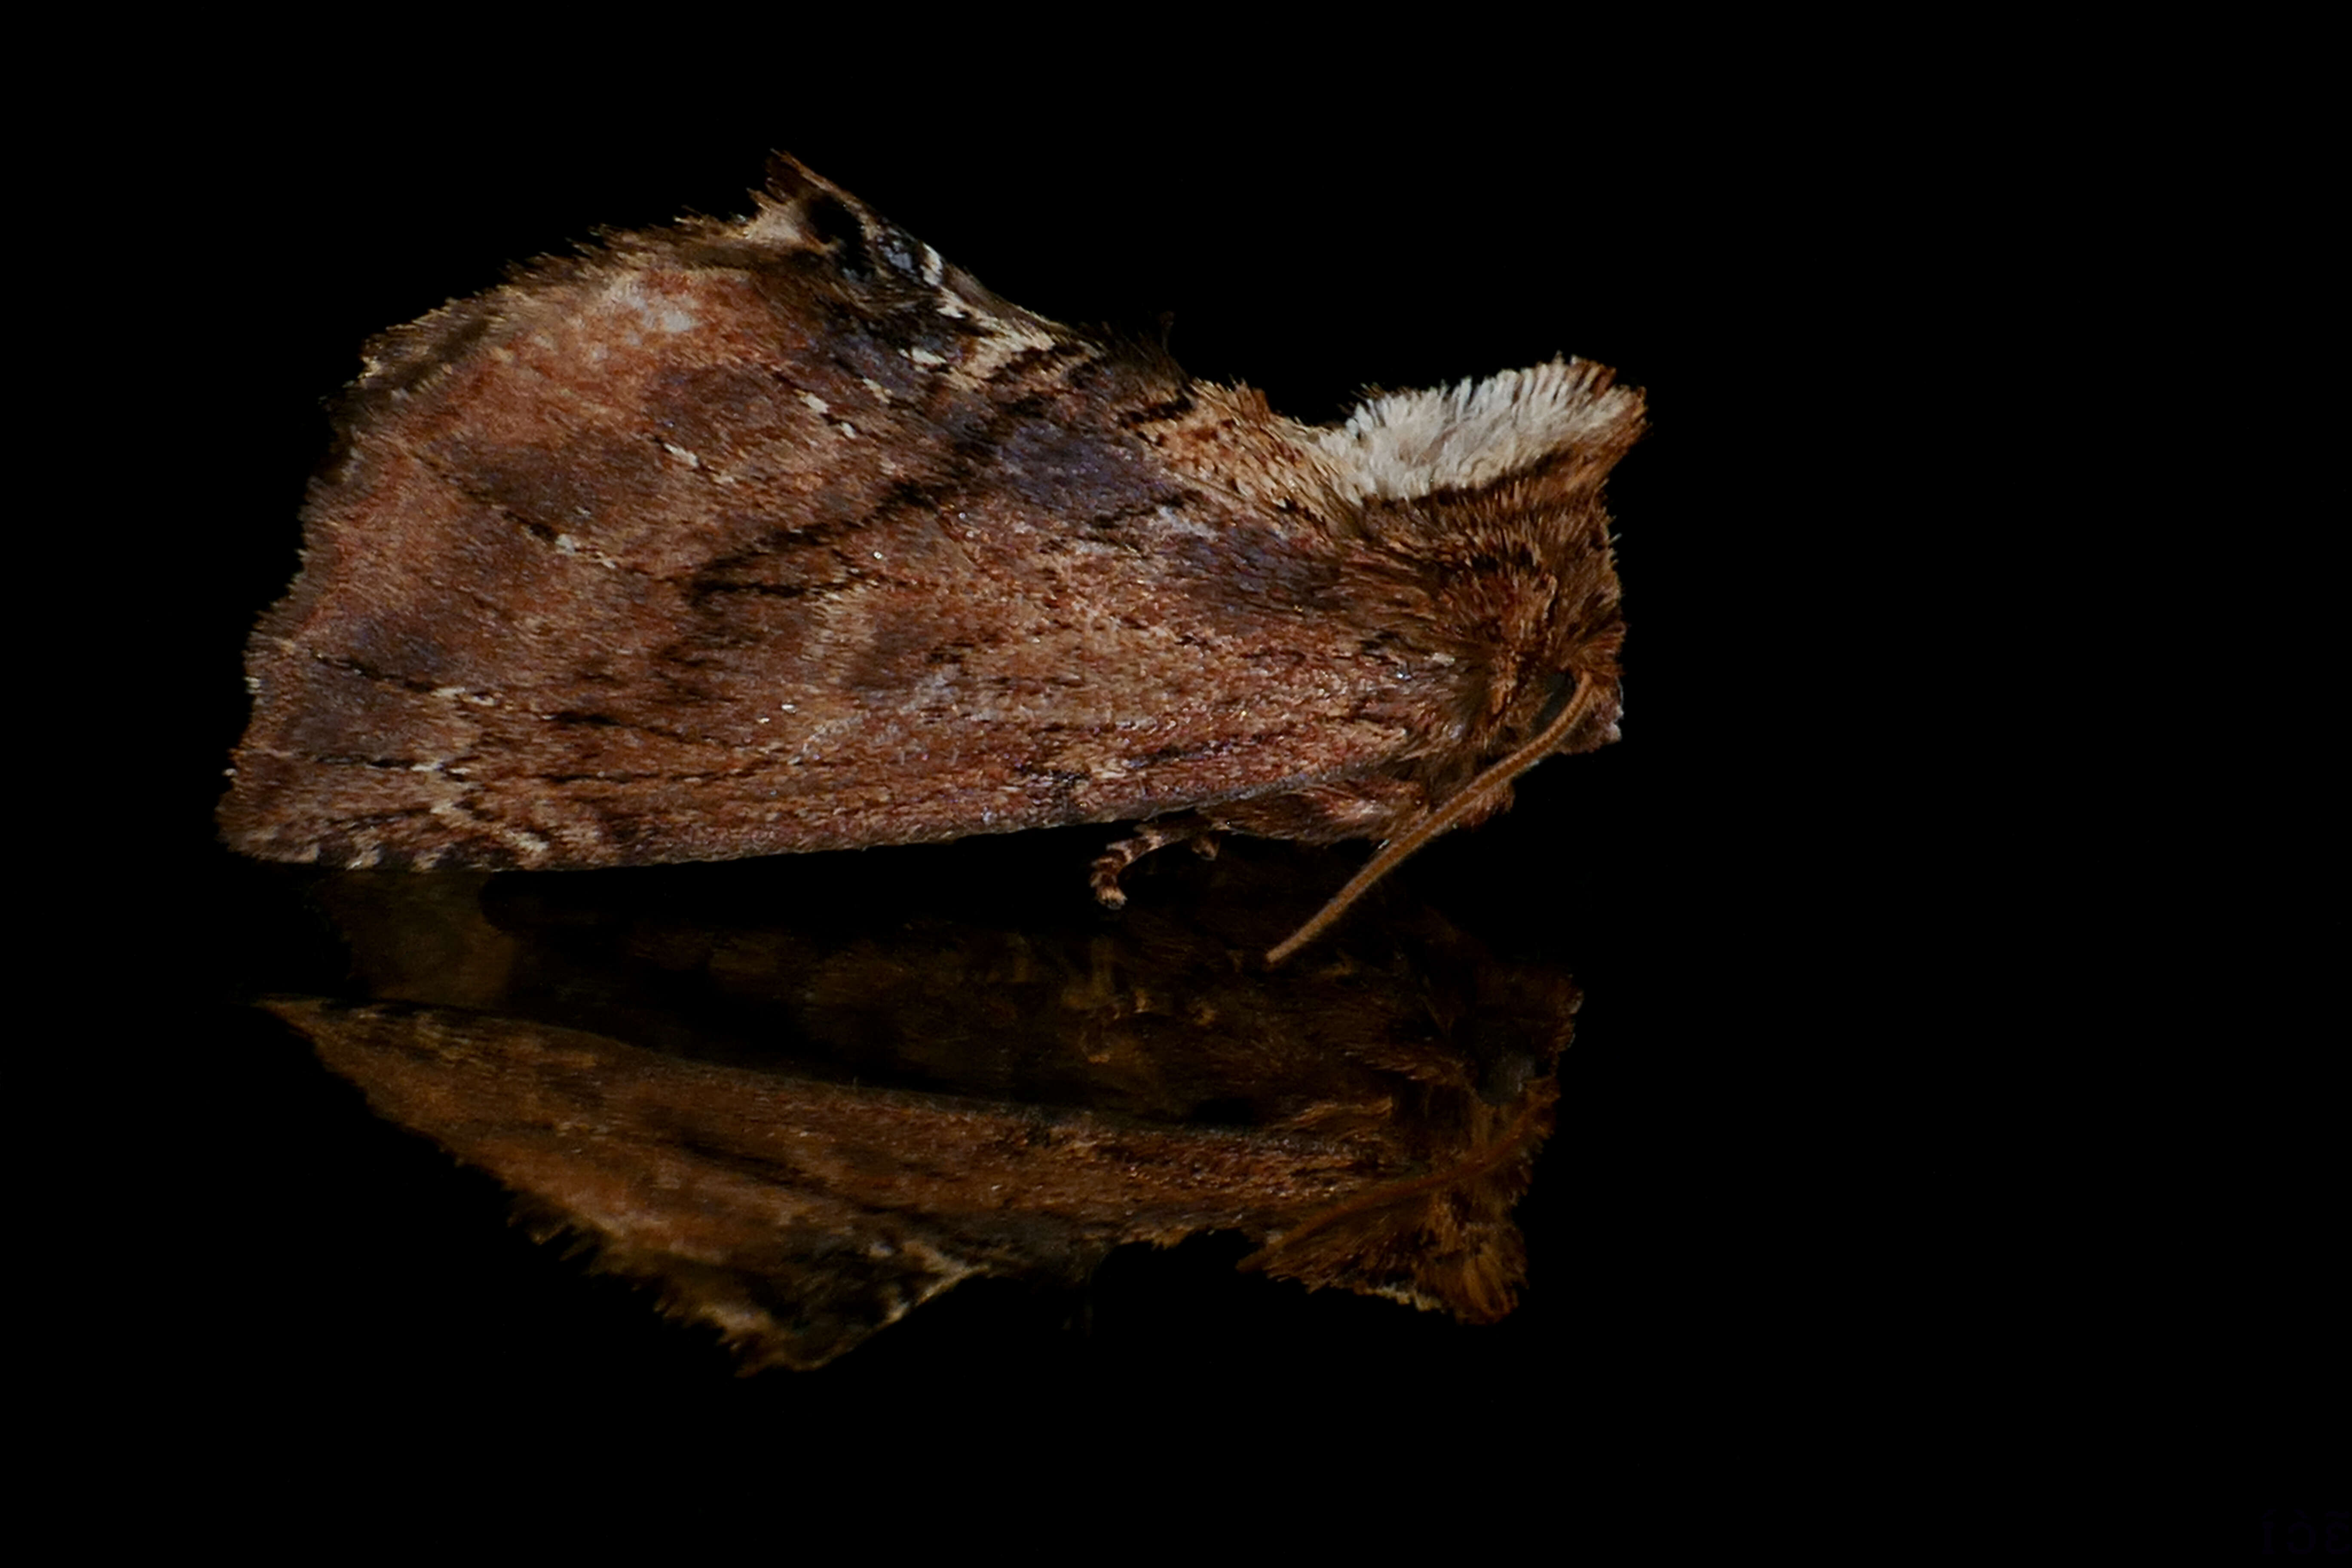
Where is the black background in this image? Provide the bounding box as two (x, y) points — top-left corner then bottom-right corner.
(119, 72), (2336, 1479)
(130, 93), (1925, 1438)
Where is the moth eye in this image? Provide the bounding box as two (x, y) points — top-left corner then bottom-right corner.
(1528, 671), (1577, 731)
(802, 193), (872, 279)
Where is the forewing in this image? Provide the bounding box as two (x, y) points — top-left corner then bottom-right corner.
(224, 161), (1436, 870)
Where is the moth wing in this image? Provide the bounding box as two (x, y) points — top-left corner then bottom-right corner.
(224, 159), (1451, 870)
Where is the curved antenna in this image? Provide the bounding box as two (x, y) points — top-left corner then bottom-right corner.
(1265, 673), (1607, 965)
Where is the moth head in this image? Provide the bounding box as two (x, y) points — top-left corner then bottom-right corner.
(1317, 353), (1636, 693)
(1267, 362), (1641, 964)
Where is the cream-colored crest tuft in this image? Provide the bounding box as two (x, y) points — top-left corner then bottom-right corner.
(1316, 358), (1637, 502)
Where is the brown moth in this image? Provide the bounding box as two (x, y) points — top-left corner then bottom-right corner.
(222, 155), (1642, 961)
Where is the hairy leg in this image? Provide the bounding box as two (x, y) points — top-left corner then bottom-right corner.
(1090, 815), (1219, 907)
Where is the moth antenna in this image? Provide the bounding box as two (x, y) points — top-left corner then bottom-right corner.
(1264, 674), (1608, 966)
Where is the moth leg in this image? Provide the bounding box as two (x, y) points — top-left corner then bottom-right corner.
(1091, 815), (1217, 908)
(1205, 776), (1434, 844)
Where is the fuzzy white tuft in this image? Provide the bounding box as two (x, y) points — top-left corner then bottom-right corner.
(1316, 358), (1638, 503)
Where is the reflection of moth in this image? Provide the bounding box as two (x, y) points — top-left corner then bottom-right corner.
(270, 850), (1581, 1369)
(275, 998), (1567, 1372)
(222, 155), (1640, 956)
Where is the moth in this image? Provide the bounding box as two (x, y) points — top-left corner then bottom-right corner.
(223, 155), (1642, 961)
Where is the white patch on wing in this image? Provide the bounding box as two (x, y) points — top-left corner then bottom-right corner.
(600, 276), (700, 336)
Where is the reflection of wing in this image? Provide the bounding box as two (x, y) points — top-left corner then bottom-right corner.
(224, 159), (1473, 871)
